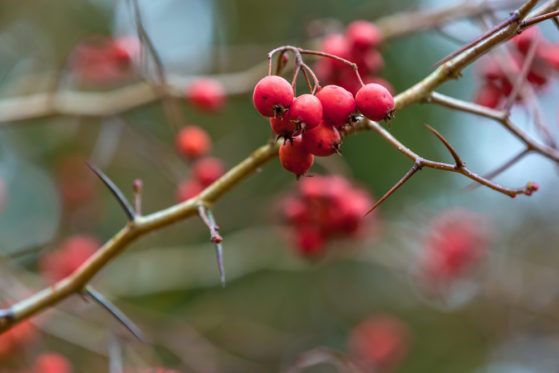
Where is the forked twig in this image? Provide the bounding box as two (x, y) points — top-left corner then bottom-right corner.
(197, 205), (226, 287)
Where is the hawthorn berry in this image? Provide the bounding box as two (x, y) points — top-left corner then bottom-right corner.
(186, 78), (226, 113)
(0, 313), (35, 356)
(176, 179), (203, 202)
(302, 121), (342, 156)
(316, 85), (356, 127)
(111, 36), (140, 68)
(270, 111), (298, 139)
(347, 315), (410, 372)
(355, 83), (394, 121)
(34, 353), (73, 373)
(253, 75), (294, 117)
(512, 26), (540, 55)
(294, 227), (326, 258)
(40, 235), (99, 283)
(345, 20), (383, 52)
(474, 83), (502, 109)
(176, 125), (212, 159)
(191, 156), (225, 187)
(319, 34), (350, 68)
(279, 135), (314, 177)
(288, 94), (323, 131)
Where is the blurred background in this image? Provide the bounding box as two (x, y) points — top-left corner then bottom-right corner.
(1, 0), (559, 372)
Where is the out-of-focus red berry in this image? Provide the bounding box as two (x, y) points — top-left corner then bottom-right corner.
(56, 156), (98, 209)
(512, 26), (540, 55)
(347, 315), (410, 372)
(176, 179), (203, 202)
(320, 34), (350, 69)
(474, 83), (502, 109)
(186, 78), (226, 113)
(176, 126), (212, 159)
(294, 227), (326, 258)
(40, 235), (99, 283)
(0, 315), (35, 357)
(191, 157), (225, 187)
(34, 353), (73, 373)
(346, 21), (383, 52)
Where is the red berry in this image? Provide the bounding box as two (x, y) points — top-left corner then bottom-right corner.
(294, 227), (325, 258)
(347, 315), (409, 372)
(316, 85), (356, 127)
(279, 135), (314, 177)
(302, 122), (341, 157)
(320, 34), (350, 68)
(0, 315), (35, 356)
(186, 78), (226, 113)
(366, 77), (395, 96)
(56, 156), (98, 208)
(176, 179), (203, 202)
(176, 126), (212, 159)
(288, 94), (323, 131)
(346, 21), (383, 52)
(34, 353), (73, 373)
(112, 36), (140, 68)
(353, 48), (384, 76)
(40, 235), (99, 283)
(270, 111), (298, 139)
(474, 83), (502, 108)
(191, 157), (225, 186)
(355, 83), (394, 121)
(253, 75), (294, 117)
(540, 43), (559, 70)
(512, 26), (540, 55)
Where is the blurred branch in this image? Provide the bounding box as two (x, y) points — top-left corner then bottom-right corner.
(0, 0), (531, 125)
(0, 0), (552, 334)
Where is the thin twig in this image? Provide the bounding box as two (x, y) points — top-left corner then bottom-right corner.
(87, 162), (135, 221)
(520, 8), (559, 27)
(132, 179), (143, 216)
(197, 204), (225, 287)
(366, 161), (422, 215)
(466, 148), (531, 190)
(424, 124), (465, 168)
(85, 286), (147, 343)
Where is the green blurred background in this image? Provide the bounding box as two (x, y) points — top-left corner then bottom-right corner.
(1, 0), (559, 372)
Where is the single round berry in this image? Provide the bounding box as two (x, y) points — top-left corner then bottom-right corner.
(253, 75), (294, 117)
(320, 33), (350, 68)
(316, 85), (356, 127)
(279, 135), (314, 177)
(176, 179), (203, 202)
(352, 48), (384, 76)
(355, 83), (395, 121)
(270, 111), (298, 139)
(176, 126), (211, 159)
(112, 36), (140, 68)
(474, 83), (502, 109)
(40, 235), (99, 283)
(346, 21), (383, 52)
(302, 122), (342, 157)
(191, 157), (225, 187)
(34, 353), (72, 373)
(186, 78), (226, 113)
(288, 94), (323, 131)
(294, 226), (325, 258)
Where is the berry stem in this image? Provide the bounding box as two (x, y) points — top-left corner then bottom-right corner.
(298, 48), (365, 87)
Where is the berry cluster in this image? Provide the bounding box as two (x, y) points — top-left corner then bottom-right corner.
(253, 72), (394, 177)
(280, 175), (374, 258)
(347, 315), (410, 373)
(474, 26), (559, 108)
(71, 36), (140, 84)
(418, 209), (490, 289)
(175, 126), (225, 202)
(40, 235), (99, 283)
(315, 20), (394, 96)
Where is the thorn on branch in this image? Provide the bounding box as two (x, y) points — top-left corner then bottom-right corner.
(424, 124), (464, 168)
(87, 161), (135, 221)
(132, 179), (143, 216)
(84, 286), (148, 344)
(366, 161), (422, 215)
(466, 148), (530, 191)
(197, 204), (226, 287)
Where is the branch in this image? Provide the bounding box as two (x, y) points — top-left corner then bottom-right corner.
(427, 92), (559, 163)
(0, 0), (550, 334)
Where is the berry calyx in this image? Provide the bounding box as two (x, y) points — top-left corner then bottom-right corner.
(176, 125), (212, 159)
(288, 94), (323, 131)
(253, 75), (294, 117)
(345, 21), (383, 52)
(270, 111), (298, 139)
(279, 135), (314, 177)
(191, 157), (225, 187)
(302, 121), (342, 157)
(186, 78), (226, 113)
(355, 83), (394, 121)
(316, 85), (356, 127)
